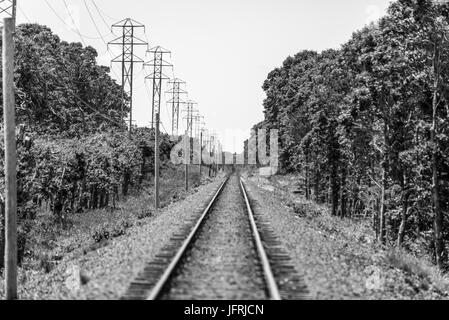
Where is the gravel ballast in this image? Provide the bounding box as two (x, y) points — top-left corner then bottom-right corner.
(243, 175), (449, 300)
(0, 177), (224, 300)
(163, 175), (266, 300)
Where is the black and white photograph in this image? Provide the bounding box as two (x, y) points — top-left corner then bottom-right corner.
(0, 0), (449, 309)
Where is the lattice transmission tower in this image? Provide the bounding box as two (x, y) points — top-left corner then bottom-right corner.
(108, 18), (148, 133)
(194, 115), (205, 140)
(0, 0), (16, 26)
(209, 130), (218, 155)
(144, 46), (172, 129)
(183, 100), (199, 138)
(197, 119), (206, 143)
(166, 78), (187, 137)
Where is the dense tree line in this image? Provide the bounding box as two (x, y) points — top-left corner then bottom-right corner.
(1, 23), (127, 136)
(258, 0), (449, 269)
(0, 24), (175, 268)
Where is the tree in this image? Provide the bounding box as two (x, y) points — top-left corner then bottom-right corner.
(257, 0), (449, 269)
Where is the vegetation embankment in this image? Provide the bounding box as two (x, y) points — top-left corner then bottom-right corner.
(246, 173), (449, 299)
(0, 24), (186, 272)
(251, 0), (449, 270)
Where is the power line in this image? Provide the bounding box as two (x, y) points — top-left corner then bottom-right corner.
(105, 49), (121, 79)
(90, 0), (118, 22)
(34, 76), (125, 128)
(89, 0), (117, 34)
(62, 86), (124, 127)
(47, 52), (118, 86)
(166, 78), (187, 137)
(76, 1), (120, 80)
(183, 100), (199, 138)
(164, 95), (171, 131)
(160, 121), (169, 136)
(144, 46), (173, 129)
(83, 0), (120, 82)
(11, 2), (126, 130)
(41, 51), (127, 128)
(127, 67), (146, 90)
(144, 32), (151, 50)
(62, 0), (86, 46)
(17, 5), (31, 23)
(15, 7), (121, 104)
(44, 0), (109, 41)
(109, 18), (148, 134)
(44, 1), (119, 80)
(143, 80), (170, 137)
(84, 0), (112, 46)
(53, 80), (125, 129)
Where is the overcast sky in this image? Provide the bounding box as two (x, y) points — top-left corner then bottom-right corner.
(7, 0), (392, 152)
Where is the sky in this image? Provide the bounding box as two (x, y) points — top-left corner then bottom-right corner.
(5, 0), (392, 153)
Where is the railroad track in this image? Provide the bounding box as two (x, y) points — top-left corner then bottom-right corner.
(122, 174), (308, 300)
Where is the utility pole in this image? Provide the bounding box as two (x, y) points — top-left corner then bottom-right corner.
(12, 0), (15, 27)
(194, 115), (204, 140)
(198, 120), (206, 176)
(155, 113), (160, 209)
(3, 17), (17, 300)
(221, 146), (225, 172)
(182, 101), (197, 191)
(144, 46), (172, 129)
(199, 131), (203, 177)
(204, 131), (210, 177)
(166, 78), (187, 137)
(207, 132), (213, 177)
(209, 132), (216, 177)
(215, 140), (220, 174)
(184, 130), (189, 191)
(108, 18), (148, 135)
(144, 47), (171, 207)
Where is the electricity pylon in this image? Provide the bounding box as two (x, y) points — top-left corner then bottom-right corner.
(108, 18), (148, 133)
(183, 100), (199, 138)
(0, 0), (16, 27)
(144, 46), (172, 128)
(209, 130), (218, 154)
(197, 119), (206, 142)
(166, 78), (187, 137)
(203, 129), (210, 154)
(194, 115), (205, 140)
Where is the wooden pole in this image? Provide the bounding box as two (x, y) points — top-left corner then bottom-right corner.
(215, 144), (219, 175)
(154, 113), (160, 209)
(3, 17), (17, 300)
(185, 130), (189, 191)
(199, 131), (202, 177)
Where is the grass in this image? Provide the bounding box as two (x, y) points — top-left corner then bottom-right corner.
(302, 196), (449, 295)
(18, 164), (212, 274)
(258, 173), (449, 298)
(385, 248), (449, 294)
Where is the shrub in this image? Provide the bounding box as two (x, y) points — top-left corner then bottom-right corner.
(386, 249), (431, 281)
(111, 218), (132, 237)
(38, 253), (53, 274)
(136, 209), (152, 220)
(92, 224), (110, 243)
(290, 200), (325, 219)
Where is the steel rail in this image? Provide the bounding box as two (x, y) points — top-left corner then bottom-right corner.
(240, 177), (282, 300)
(146, 176), (229, 300)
